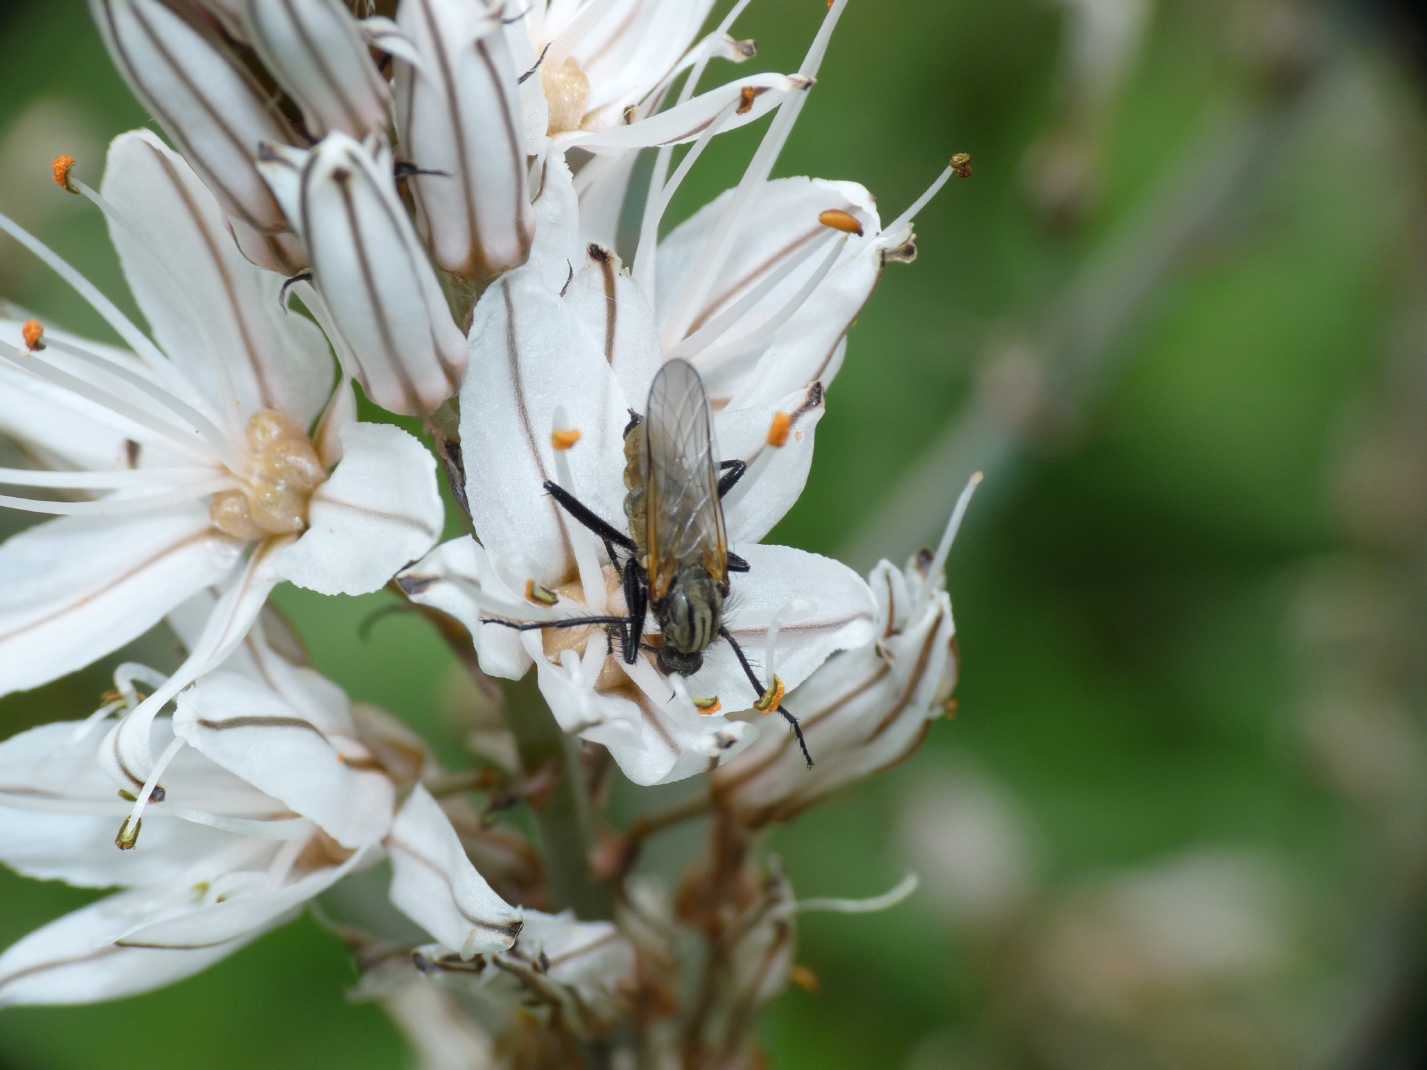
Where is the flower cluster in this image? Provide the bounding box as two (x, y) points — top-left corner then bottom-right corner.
(0, 0), (972, 1058)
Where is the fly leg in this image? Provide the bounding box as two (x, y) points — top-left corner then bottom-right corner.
(719, 626), (813, 768)
(543, 480), (638, 556)
(717, 458), (747, 498)
(620, 557), (648, 664)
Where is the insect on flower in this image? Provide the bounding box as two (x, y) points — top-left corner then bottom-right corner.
(485, 358), (813, 767)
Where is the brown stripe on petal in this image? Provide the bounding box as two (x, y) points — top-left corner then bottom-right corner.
(276, 0), (367, 135)
(595, 245), (618, 363)
(195, 714), (331, 743)
(310, 493), (440, 541)
(140, 140), (280, 409)
(684, 226), (822, 338)
(385, 834), (523, 938)
(0, 944), (126, 996)
(865, 610), (944, 742)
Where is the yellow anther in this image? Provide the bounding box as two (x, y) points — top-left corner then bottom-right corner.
(21, 319), (44, 351)
(943, 697), (959, 720)
(791, 964), (821, 992)
(818, 208), (864, 236)
(524, 579), (559, 606)
(754, 675), (786, 714)
(950, 152), (973, 179)
(115, 816), (141, 851)
(766, 410), (792, 448)
(550, 428), (582, 452)
(51, 154), (77, 193)
(693, 696), (722, 716)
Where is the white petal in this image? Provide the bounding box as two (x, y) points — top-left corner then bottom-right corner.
(715, 584), (956, 823)
(117, 844), (367, 950)
(387, 785), (520, 957)
(460, 268), (629, 585)
(0, 887), (261, 1006)
(498, 908), (634, 1014)
(556, 0), (714, 118)
(174, 670), (395, 849)
(90, 1), (298, 255)
(0, 721), (239, 889)
(715, 381), (826, 545)
(272, 421), (442, 596)
(681, 543), (878, 709)
(242, 0), (390, 138)
(563, 246), (665, 411)
(283, 134), (467, 416)
(397, 537), (534, 681)
(526, 152), (583, 293)
(531, 645), (751, 787)
(394, 0), (533, 278)
(0, 508), (242, 696)
(102, 131), (335, 429)
(565, 74), (806, 153)
(656, 177), (881, 404)
(0, 320), (146, 471)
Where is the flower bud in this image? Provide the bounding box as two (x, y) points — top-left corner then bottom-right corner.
(261, 133), (467, 416)
(90, 0), (304, 272)
(393, 0), (533, 280)
(240, 0), (391, 139)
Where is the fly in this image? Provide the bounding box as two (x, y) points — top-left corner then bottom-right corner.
(485, 358), (812, 767)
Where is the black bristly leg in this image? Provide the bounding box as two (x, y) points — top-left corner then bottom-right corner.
(717, 458), (747, 499)
(718, 627), (814, 768)
(621, 557), (648, 664)
(482, 615), (633, 633)
(543, 480), (638, 554)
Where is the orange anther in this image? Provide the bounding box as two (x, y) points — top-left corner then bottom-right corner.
(791, 964), (821, 992)
(754, 675), (786, 714)
(943, 697), (960, 720)
(51, 154), (77, 193)
(551, 428), (582, 451)
(818, 208), (863, 236)
(693, 696), (722, 716)
(737, 85), (767, 115)
(766, 411), (792, 448)
(21, 320), (45, 351)
(950, 152), (973, 179)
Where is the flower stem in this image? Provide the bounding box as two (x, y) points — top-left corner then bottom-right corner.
(501, 674), (613, 920)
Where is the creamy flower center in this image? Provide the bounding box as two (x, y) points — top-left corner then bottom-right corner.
(542, 56), (591, 135)
(210, 409), (325, 539)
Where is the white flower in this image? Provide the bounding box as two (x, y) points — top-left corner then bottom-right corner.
(90, 0), (306, 272)
(711, 475), (979, 824)
(258, 132), (469, 416)
(398, 250), (878, 785)
(239, 0), (393, 140)
(393, 0), (535, 280)
(0, 131), (443, 792)
(0, 613), (519, 1007)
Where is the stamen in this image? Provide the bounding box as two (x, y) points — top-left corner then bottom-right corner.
(791, 964), (821, 992)
(0, 478), (236, 516)
(549, 406), (606, 613)
(767, 411), (792, 448)
(550, 428), (582, 451)
(879, 155), (972, 249)
(68, 699), (125, 744)
(927, 471), (983, 588)
(753, 675), (785, 714)
(115, 736), (186, 851)
(21, 320), (44, 351)
(0, 344), (219, 464)
(0, 210), (173, 373)
(0, 465), (216, 489)
(664, 0), (848, 347)
(51, 154), (77, 193)
(667, 228), (844, 361)
(796, 872), (920, 915)
(693, 696), (722, 716)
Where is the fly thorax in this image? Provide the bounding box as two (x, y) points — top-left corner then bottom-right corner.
(658, 566), (724, 657)
(210, 409), (325, 541)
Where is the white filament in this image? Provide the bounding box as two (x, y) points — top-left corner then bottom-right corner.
(797, 872), (920, 915)
(928, 471), (983, 588)
(880, 164), (955, 248)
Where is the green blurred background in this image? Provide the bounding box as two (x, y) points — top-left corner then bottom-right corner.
(3, 1), (1427, 1067)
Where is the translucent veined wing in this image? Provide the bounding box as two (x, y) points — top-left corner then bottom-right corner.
(642, 358), (728, 600)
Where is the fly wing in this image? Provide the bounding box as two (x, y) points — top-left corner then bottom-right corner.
(642, 358), (728, 600)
